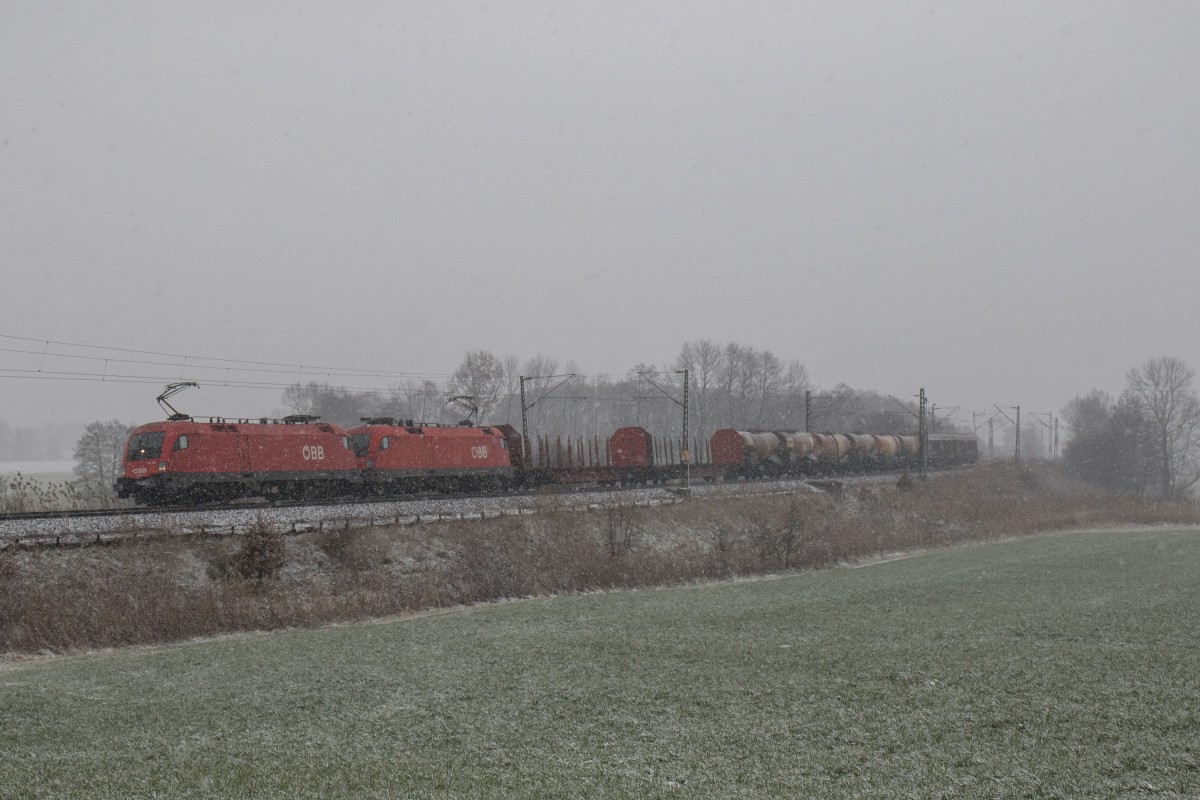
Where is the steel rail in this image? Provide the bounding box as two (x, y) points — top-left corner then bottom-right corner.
(0, 467), (975, 553)
(0, 464), (974, 525)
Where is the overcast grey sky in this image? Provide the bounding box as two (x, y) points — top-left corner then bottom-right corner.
(2, 1), (1198, 430)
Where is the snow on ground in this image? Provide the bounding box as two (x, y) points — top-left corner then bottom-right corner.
(0, 487), (674, 540)
(0, 477), (838, 542)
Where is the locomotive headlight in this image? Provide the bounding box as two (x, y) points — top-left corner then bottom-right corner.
(158, 461), (168, 472)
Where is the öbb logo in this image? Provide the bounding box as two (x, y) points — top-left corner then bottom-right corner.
(301, 445), (326, 461)
(470, 446), (488, 459)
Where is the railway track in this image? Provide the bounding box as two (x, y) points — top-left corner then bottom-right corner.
(0, 488), (513, 525)
(0, 480), (704, 548)
(0, 469), (942, 551)
(0, 473), (715, 525)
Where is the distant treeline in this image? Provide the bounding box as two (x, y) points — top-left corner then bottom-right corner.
(279, 340), (938, 442)
(0, 421), (81, 462)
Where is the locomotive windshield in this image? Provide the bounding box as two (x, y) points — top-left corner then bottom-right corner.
(126, 431), (165, 461)
(348, 434), (370, 457)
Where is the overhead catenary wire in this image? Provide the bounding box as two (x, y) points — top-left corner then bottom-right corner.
(0, 368), (709, 405)
(0, 344), (449, 381)
(0, 333), (453, 381)
(0, 334), (700, 390)
(0, 339), (762, 395)
(0, 332), (945, 430)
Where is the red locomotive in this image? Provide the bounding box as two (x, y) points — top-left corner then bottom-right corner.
(116, 416), (358, 505)
(348, 418), (518, 493)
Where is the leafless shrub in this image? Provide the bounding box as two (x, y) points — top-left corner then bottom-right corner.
(234, 519), (285, 582)
(603, 503), (640, 558)
(749, 496), (809, 570)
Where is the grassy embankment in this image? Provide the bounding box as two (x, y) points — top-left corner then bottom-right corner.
(1, 462), (1198, 656)
(2, 527), (1198, 798)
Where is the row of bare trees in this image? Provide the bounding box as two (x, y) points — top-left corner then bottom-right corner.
(1063, 356), (1200, 498)
(280, 341), (927, 444)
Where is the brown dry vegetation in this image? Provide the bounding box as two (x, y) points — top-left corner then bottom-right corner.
(2, 463), (1197, 657)
(0, 474), (123, 513)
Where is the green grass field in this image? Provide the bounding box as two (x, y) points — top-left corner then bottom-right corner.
(3, 527), (1199, 799)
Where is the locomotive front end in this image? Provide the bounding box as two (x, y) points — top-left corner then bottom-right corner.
(115, 423), (178, 503)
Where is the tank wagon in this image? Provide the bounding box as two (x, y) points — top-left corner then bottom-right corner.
(706, 428), (975, 479)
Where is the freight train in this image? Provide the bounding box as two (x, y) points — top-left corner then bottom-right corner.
(115, 413), (978, 506)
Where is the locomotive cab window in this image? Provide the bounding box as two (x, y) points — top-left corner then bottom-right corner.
(127, 431), (165, 461)
(380, 436), (390, 450)
(172, 434), (189, 452)
(348, 434), (370, 457)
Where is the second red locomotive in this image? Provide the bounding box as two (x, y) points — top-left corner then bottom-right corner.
(348, 418), (517, 493)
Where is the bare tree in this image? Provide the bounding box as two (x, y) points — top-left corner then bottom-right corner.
(280, 382), (371, 426)
(750, 496), (807, 569)
(719, 343), (753, 428)
(817, 383), (858, 430)
(676, 339), (723, 438)
(500, 354), (521, 424)
(522, 353), (560, 381)
(73, 420), (131, 494)
(778, 359), (811, 429)
(604, 501), (640, 558)
(405, 379), (447, 424)
(1125, 356), (1200, 497)
(520, 354), (567, 434)
(447, 350), (505, 422)
(281, 382), (321, 416)
(752, 349), (783, 427)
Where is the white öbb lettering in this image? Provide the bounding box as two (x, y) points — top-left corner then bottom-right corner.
(302, 445), (326, 461)
(470, 446), (488, 459)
